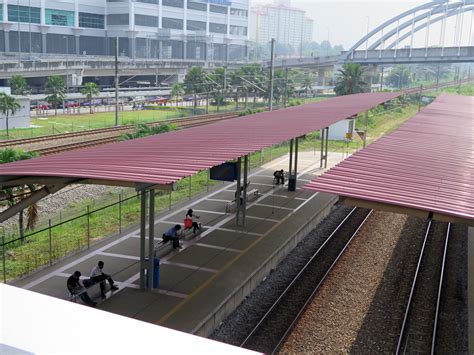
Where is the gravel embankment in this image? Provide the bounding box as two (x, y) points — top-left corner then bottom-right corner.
(209, 204), (354, 346)
(435, 224), (468, 353)
(1, 184), (124, 230)
(280, 211), (409, 353)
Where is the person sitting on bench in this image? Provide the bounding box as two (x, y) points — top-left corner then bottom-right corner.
(67, 271), (97, 307)
(185, 209), (201, 234)
(162, 224), (182, 249)
(273, 169), (285, 185)
(90, 261), (119, 299)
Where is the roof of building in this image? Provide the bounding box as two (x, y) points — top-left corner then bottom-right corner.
(304, 94), (474, 225)
(0, 92), (400, 190)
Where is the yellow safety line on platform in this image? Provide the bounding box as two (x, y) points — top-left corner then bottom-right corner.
(156, 192), (319, 326)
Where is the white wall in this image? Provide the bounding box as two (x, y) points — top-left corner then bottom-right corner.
(0, 97), (30, 130)
(328, 119), (354, 141)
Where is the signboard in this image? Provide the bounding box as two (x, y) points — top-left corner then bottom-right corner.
(345, 132), (353, 140)
(356, 131), (365, 140)
(210, 162), (238, 182)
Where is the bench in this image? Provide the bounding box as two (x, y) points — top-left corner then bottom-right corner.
(225, 188), (260, 213)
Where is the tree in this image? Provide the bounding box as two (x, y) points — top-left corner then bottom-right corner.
(171, 83), (185, 106)
(386, 65), (412, 89)
(81, 82), (100, 114)
(334, 63), (369, 96)
(0, 148), (39, 243)
(183, 67), (207, 109)
(45, 75), (66, 115)
(301, 74), (315, 96)
(0, 93), (21, 137)
(231, 64), (266, 107)
(9, 75), (30, 95)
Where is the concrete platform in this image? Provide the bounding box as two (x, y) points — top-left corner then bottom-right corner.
(14, 151), (343, 336)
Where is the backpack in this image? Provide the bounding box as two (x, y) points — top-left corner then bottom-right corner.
(184, 217), (193, 229)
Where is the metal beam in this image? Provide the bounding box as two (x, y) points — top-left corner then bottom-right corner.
(236, 157), (242, 225)
(148, 189), (155, 289)
(242, 155), (248, 226)
(0, 185), (65, 224)
(139, 191), (147, 290)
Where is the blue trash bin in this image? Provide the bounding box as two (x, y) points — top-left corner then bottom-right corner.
(153, 258), (160, 289)
(145, 258), (160, 288)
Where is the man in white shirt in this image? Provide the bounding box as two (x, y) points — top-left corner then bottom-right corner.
(90, 260), (119, 298)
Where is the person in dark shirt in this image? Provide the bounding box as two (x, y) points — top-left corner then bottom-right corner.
(273, 169), (285, 185)
(66, 271), (97, 307)
(162, 224), (182, 249)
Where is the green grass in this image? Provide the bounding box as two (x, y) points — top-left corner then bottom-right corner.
(0, 96), (326, 140)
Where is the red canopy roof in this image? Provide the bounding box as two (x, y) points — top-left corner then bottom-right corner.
(304, 94), (474, 224)
(0, 92), (399, 189)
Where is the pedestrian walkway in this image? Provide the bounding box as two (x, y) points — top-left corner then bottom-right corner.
(14, 150), (345, 335)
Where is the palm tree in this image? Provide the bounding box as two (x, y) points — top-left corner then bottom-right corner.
(171, 83), (184, 107)
(81, 82), (100, 114)
(334, 64), (368, 96)
(184, 67), (207, 109)
(0, 93), (21, 137)
(9, 75), (30, 95)
(0, 148), (39, 243)
(45, 75), (66, 115)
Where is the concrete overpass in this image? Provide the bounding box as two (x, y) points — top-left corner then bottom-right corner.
(0, 55), (247, 83)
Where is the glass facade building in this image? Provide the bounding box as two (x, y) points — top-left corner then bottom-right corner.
(0, 0), (250, 61)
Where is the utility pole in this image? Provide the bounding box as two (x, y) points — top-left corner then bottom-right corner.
(115, 36), (119, 127)
(284, 67), (289, 106)
(269, 38), (275, 112)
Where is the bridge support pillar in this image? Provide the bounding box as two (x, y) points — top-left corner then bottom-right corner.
(139, 190), (148, 290)
(4, 31), (9, 53)
(75, 35), (80, 55)
(41, 33), (47, 54)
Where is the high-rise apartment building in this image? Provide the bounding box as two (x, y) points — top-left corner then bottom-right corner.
(249, 1), (313, 53)
(0, 0), (250, 60)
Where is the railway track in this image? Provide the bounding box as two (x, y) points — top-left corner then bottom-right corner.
(396, 221), (451, 355)
(0, 111), (239, 150)
(240, 207), (373, 354)
(2, 112), (239, 155)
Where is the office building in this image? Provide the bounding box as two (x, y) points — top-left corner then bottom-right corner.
(0, 0), (250, 61)
(250, 0), (313, 53)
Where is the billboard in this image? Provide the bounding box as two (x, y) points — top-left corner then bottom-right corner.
(210, 162), (238, 182)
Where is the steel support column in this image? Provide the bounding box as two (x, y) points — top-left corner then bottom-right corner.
(294, 137), (299, 177)
(289, 139), (294, 176)
(363, 111), (369, 148)
(235, 157), (242, 225)
(139, 191), (147, 289)
(242, 155), (248, 226)
(320, 127), (329, 169)
(147, 189), (155, 289)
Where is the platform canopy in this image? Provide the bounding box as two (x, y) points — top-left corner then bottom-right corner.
(304, 94), (474, 225)
(0, 92), (400, 191)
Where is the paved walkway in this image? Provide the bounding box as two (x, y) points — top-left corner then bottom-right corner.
(14, 150), (346, 334)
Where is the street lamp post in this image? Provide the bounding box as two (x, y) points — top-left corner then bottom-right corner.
(365, 16), (370, 59)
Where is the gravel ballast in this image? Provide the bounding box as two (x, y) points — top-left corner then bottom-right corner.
(209, 203), (354, 346)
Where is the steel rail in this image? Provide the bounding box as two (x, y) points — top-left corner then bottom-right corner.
(0, 111), (239, 148)
(396, 220), (433, 355)
(431, 223), (451, 355)
(240, 207), (373, 353)
(31, 114), (240, 155)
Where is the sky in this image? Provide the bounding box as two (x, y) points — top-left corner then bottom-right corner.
(251, 0), (474, 50)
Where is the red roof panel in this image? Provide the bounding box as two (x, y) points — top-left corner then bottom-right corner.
(304, 94), (474, 221)
(0, 92), (400, 188)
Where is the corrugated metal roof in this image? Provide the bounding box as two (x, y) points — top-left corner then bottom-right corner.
(304, 94), (474, 222)
(0, 92), (399, 189)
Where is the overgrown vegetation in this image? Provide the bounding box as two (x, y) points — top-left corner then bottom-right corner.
(119, 123), (177, 141)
